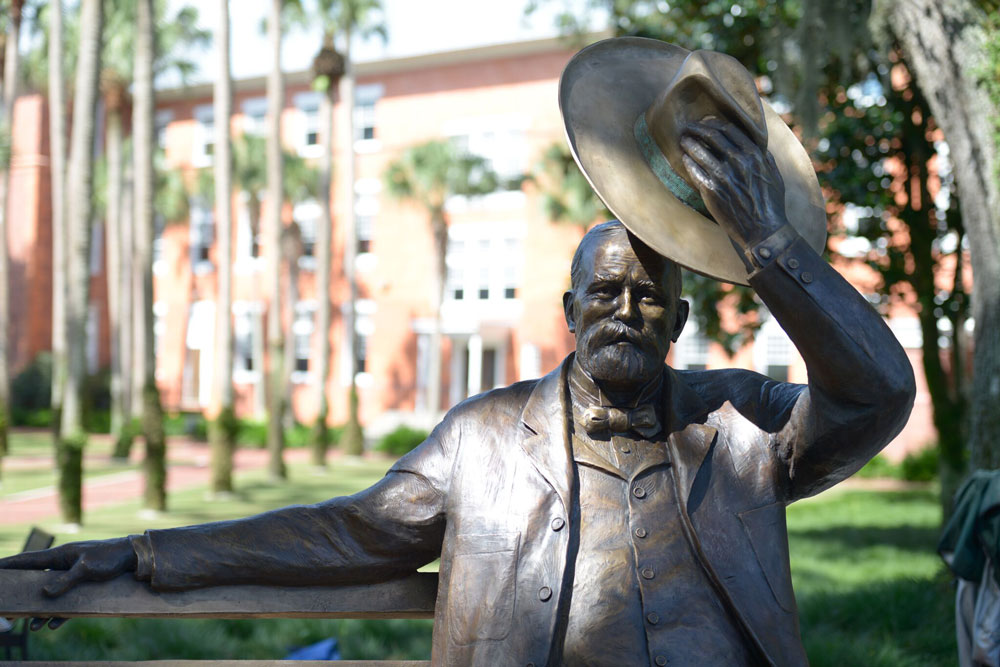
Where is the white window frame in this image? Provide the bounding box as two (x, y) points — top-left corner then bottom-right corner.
(291, 300), (317, 384)
(294, 91), (323, 158)
(232, 301), (263, 384)
(241, 96), (268, 137)
(293, 199), (320, 270)
(445, 221), (524, 305)
(193, 104), (214, 167)
(354, 83), (384, 153)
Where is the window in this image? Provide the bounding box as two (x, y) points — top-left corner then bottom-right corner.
(193, 104), (214, 166)
(674, 327), (710, 371)
(294, 92), (322, 156)
(355, 180), (380, 257)
(155, 110), (173, 149)
(236, 196), (262, 265)
(233, 302), (262, 381)
(342, 299), (375, 384)
(354, 84), (384, 146)
(152, 214), (166, 274)
(292, 301), (316, 381)
(241, 97), (267, 137)
(445, 114), (529, 190)
(153, 302), (167, 359)
(445, 223), (523, 303)
(293, 200), (320, 267)
(755, 315), (794, 382)
(189, 198), (214, 271)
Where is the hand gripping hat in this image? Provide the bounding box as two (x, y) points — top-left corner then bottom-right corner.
(559, 37), (827, 286)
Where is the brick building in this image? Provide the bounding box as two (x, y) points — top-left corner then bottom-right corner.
(4, 35), (935, 457)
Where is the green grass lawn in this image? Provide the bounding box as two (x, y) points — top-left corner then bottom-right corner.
(6, 461), (955, 663)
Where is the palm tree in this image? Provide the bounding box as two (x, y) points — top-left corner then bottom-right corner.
(384, 140), (498, 416)
(47, 0), (68, 459)
(296, 0), (384, 461)
(0, 0), (27, 474)
(59, 0), (103, 525)
(133, 0), (167, 512)
(210, 0), (237, 495)
(530, 142), (609, 229)
(264, 0), (287, 480)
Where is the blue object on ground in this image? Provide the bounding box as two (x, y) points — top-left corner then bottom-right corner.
(285, 637), (341, 660)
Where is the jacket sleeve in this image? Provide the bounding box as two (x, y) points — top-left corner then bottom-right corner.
(140, 417), (458, 591)
(746, 230), (916, 501)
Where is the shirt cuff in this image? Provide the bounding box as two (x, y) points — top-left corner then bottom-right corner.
(129, 533), (154, 581)
(745, 224), (801, 274)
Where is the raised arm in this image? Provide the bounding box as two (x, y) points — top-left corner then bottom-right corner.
(681, 118), (916, 500)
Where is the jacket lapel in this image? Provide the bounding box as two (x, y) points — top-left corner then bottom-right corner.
(662, 366), (716, 507)
(518, 356), (574, 513)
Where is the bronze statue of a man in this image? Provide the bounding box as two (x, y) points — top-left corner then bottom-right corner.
(1, 38), (915, 666)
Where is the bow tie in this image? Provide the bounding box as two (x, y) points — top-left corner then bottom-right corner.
(581, 404), (660, 439)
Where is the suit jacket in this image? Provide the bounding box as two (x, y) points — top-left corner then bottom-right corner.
(141, 236), (915, 666)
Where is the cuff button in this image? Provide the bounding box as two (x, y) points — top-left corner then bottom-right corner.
(787, 258), (799, 269)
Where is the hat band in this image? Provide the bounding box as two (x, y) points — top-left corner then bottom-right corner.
(634, 113), (710, 217)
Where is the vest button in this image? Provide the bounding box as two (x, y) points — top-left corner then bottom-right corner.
(641, 567), (655, 580)
(551, 517), (565, 531)
(788, 257), (800, 269)
(632, 485), (646, 498)
(634, 527), (647, 538)
(538, 586), (552, 602)
(646, 611), (660, 625)
(655, 656), (668, 666)
(526, 663), (535, 667)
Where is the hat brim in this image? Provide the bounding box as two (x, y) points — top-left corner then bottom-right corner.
(559, 37), (827, 286)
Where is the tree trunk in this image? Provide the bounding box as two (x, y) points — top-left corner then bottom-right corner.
(265, 0), (286, 480)
(340, 33), (364, 457)
(310, 81), (334, 467)
(49, 0), (68, 459)
(427, 208), (448, 416)
(877, 0), (1000, 471)
(0, 0), (25, 473)
(60, 0), (103, 525)
(134, 0), (166, 511)
(105, 103), (132, 461)
(210, 0), (237, 495)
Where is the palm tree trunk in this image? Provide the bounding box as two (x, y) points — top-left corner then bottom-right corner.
(265, 0), (286, 480)
(49, 0), (68, 459)
(428, 208), (447, 416)
(134, 0), (166, 512)
(340, 32), (363, 456)
(105, 103), (132, 461)
(60, 0), (103, 525)
(0, 0), (26, 475)
(210, 0), (237, 495)
(310, 82), (334, 466)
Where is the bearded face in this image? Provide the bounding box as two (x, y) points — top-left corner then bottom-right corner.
(564, 229), (686, 392)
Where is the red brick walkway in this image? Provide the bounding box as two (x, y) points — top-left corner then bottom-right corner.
(1, 439), (315, 526)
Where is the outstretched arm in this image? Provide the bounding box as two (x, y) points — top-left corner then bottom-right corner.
(681, 118), (916, 500)
(0, 418), (455, 593)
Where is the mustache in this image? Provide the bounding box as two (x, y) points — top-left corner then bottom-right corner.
(590, 321), (646, 347)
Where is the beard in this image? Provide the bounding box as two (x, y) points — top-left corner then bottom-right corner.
(577, 322), (664, 387)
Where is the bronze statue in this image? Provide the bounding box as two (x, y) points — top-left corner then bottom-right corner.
(0, 38), (915, 666)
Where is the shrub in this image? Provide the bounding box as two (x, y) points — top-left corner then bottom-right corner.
(164, 413), (209, 442)
(237, 419), (269, 448)
(901, 446), (939, 482)
(11, 353), (52, 412)
(856, 454), (899, 479)
(375, 426), (429, 456)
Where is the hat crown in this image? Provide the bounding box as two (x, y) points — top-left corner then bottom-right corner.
(644, 50), (767, 189)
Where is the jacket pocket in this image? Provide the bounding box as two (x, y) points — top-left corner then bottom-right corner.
(447, 531), (521, 646)
(738, 502), (796, 613)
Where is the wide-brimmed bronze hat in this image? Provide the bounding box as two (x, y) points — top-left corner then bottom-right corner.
(559, 37), (826, 286)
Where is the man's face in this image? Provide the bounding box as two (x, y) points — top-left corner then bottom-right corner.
(564, 231), (687, 390)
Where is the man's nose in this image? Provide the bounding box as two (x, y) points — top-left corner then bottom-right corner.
(613, 288), (640, 324)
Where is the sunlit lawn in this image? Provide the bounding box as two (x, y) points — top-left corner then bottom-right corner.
(3, 446), (955, 663)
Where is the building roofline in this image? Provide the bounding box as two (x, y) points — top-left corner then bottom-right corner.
(156, 32), (610, 103)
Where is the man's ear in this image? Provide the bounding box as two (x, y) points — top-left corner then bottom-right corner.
(671, 299), (690, 343)
(563, 291), (577, 334)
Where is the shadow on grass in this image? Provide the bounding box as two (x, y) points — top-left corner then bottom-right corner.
(789, 523), (939, 555)
(800, 575), (956, 667)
